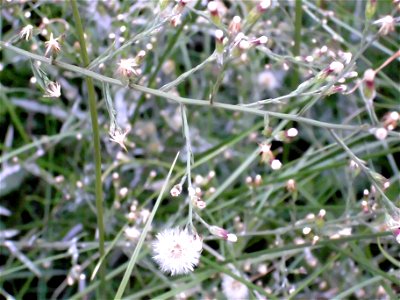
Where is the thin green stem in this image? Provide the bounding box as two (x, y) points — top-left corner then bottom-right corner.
(181, 105), (194, 228)
(1, 92), (30, 144)
(70, 0), (106, 294)
(292, 0), (302, 88)
(114, 152), (180, 299)
(329, 130), (395, 210)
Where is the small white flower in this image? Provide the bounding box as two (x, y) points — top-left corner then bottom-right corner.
(44, 33), (61, 56)
(221, 271), (249, 300)
(44, 81), (61, 98)
(152, 227), (202, 276)
(19, 24), (33, 41)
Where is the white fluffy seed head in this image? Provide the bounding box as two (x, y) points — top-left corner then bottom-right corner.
(152, 228), (202, 276)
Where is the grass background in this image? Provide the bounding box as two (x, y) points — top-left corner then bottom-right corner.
(1, 0), (399, 299)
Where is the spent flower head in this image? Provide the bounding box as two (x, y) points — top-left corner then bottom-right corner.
(152, 227), (203, 276)
(19, 24), (34, 41)
(44, 81), (61, 98)
(109, 127), (130, 151)
(373, 15), (395, 35)
(116, 58), (140, 78)
(44, 33), (61, 57)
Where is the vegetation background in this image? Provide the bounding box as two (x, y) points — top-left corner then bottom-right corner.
(0, 0), (399, 299)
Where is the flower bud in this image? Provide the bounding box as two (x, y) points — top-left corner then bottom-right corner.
(286, 179), (296, 193)
(250, 35), (268, 46)
(363, 68), (376, 101)
(365, 0), (377, 20)
(207, 1), (221, 25)
(170, 184), (182, 197)
(247, 0), (271, 27)
(209, 226), (237, 242)
(270, 159), (282, 170)
(382, 111), (399, 131)
(328, 61), (344, 74)
(372, 127), (388, 140)
(209, 225), (228, 239)
(228, 16), (241, 36)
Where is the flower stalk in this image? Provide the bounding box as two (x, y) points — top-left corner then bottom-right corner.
(70, 0), (106, 295)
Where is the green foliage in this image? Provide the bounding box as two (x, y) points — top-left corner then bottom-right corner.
(1, 0), (399, 299)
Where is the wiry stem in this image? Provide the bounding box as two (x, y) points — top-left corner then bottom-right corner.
(70, 0), (106, 295)
(0, 41), (368, 132)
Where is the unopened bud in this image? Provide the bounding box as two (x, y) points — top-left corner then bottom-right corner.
(286, 179), (296, 192)
(363, 69), (376, 101)
(286, 127), (298, 138)
(228, 16), (241, 36)
(365, 0), (377, 20)
(373, 127), (388, 140)
(251, 36), (268, 46)
(254, 174), (262, 186)
(170, 184), (182, 197)
(207, 1), (221, 25)
(270, 159), (282, 170)
(328, 61), (344, 74)
(383, 111), (399, 131)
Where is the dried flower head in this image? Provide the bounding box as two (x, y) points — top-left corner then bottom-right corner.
(116, 58), (140, 78)
(19, 24), (34, 41)
(44, 33), (61, 57)
(373, 15), (395, 35)
(109, 127), (130, 151)
(44, 81), (61, 98)
(152, 227), (203, 276)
